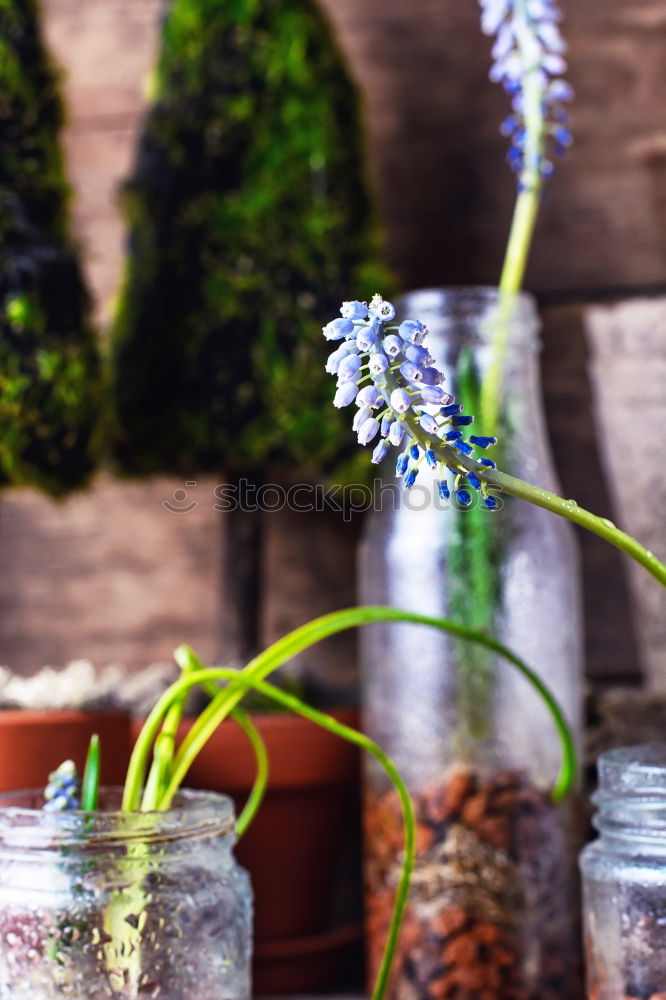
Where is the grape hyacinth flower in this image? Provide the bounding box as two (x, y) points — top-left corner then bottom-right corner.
(323, 295), (500, 508)
(480, 0), (573, 187)
(43, 759), (81, 811)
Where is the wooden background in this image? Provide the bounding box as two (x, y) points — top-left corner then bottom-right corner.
(1, 0), (664, 689)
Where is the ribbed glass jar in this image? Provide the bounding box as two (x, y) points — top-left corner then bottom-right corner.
(360, 287), (584, 1000)
(581, 745), (666, 1000)
(0, 788), (252, 1000)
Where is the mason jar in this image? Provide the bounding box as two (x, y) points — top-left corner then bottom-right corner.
(0, 788), (252, 999)
(581, 745), (666, 1000)
(360, 287), (584, 999)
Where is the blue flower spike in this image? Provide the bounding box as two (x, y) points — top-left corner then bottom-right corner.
(323, 295), (502, 505)
(44, 760), (81, 812)
(479, 0), (573, 186)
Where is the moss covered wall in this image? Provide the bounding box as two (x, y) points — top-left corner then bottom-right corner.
(0, 0), (102, 497)
(111, 0), (389, 486)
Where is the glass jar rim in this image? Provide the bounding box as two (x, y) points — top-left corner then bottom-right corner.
(394, 286), (540, 352)
(597, 744), (666, 795)
(0, 787), (235, 849)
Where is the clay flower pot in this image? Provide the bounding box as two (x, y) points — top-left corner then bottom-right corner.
(0, 710), (131, 792)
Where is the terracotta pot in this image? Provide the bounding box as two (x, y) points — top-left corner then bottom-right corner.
(0, 710), (132, 793)
(131, 709), (362, 992)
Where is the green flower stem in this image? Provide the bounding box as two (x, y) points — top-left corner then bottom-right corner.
(400, 411), (666, 587)
(181, 669), (415, 1000)
(228, 707), (269, 838)
(81, 734), (100, 812)
(120, 608), (575, 813)
(481, 0), (546, 429)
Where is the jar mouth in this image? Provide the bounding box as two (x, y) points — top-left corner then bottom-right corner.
(0, 787), (235, 849)
(395, 285), (539, 351)
(597, 745), (666, 796)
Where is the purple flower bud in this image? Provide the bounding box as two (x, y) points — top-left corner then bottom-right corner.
(398, 320), (426, 344)
(353, 406), (372, 432)
(368, 352), (388, 375)
(340, 300), (368, 320)
(380, 414), (393, 436)
(420, 386), (452, 405)
(388, 421), (405, 446)
(441, 402), (463, 417)
(337, 354), (362, 382)
(356, 385), (381, 408)
(404, 344), (430, 365)
(420, 413), (439, 435)
(325, 344), (354, 374)
(483, 495), (498, 509)
(404, 468), (418, 488)
(409, 444), (420, 460)
(451, 414), (474, 426)
(357, 320), (379, 352)
(333, 382), (359, 408)
(358, 417), (380, 446)
(390, 388), (411, 414)
(469, 435), (497, 448)
(445, 430), (463, 442)
(383, 334), (403, 357)
(468, 473), (482, 491)
(323, 318), (354, 341)
(479, 458), (497, 469)
(395, 453), (409, 477)
(456, 488), (472, 508)
(371, 439), (390, 464)
(399, 361), (423, 383)
(437, 480), (450, 501)
(420, 367), (444, 386)
(425, 449), (437, 468)
(369, 296), (396, 321)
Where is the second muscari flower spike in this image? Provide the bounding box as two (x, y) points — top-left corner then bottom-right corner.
(43, 760), (81, 812)
(324, 295), (500, 509)
(479, 0), (573, 183)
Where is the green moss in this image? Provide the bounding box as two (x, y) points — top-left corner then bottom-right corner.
(111, 0), (390, 486)
(0, 0), (102, 497)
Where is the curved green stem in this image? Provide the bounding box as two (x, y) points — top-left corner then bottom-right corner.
(400, 410), (666, 587)
(230, 707), (269, 838)
(121, 608), (575, 812)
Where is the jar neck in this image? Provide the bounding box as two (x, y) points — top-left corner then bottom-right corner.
(593, 746), (666, 856)
(0, 788), (236, 861)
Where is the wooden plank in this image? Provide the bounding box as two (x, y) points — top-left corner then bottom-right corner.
(0, 476), (221, 676)
(319, 0), (666, 293)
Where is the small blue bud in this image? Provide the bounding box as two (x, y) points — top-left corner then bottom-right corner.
(445, 430), (462, 442)
(398, 320), (426, 344)
(451, 414), (474, 426)
(383, 334), (403, 357)
(371, 439), (390, 464)
(404, 344), (430, 365)
(441, 403), (463, 416)
(467, 473), (482, 491)
(421, 386), (452, 405)
(456, 489), (472, 508)
(483, 496), (498, 509)
(358, 417), (380, 446)
(409, 444), (420, 460)
(420, 413), (439, 435)
(353, 406), (373, 432)
(369, 352), (389, 375)
(323, 318), (354, 341)
(479, 458), (497, 469)
(390, 388), (411, 414)
(454, 441), (473, 456)
(356, 385), (381, 408)
(469, 435), (497, 448)
(337, 354), (362, 382)
(340, 300), (368, 320)
(396, 453), (409, 477)
(357, 325), (379, 352)
(420, 367), (444, 386)
(400, 360), (422, 383)
(388, 421), (405, 446)
(425, 449), (437, 469)
(380, 414), (392, 436)
(404, 468), (418, 488)
(437, 480), (450, 501)
(333, 382), (358, 408)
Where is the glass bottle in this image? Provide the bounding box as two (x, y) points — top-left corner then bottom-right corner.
(360, 287), (584, 1000)
(581, 745), (666, 1000)
(0, 788), (252, 1000)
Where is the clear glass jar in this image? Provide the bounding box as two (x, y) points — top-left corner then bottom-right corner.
(581, 745), (666, 1000)
(0, 788), (252, 999)
(360, 287), (584, 999)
